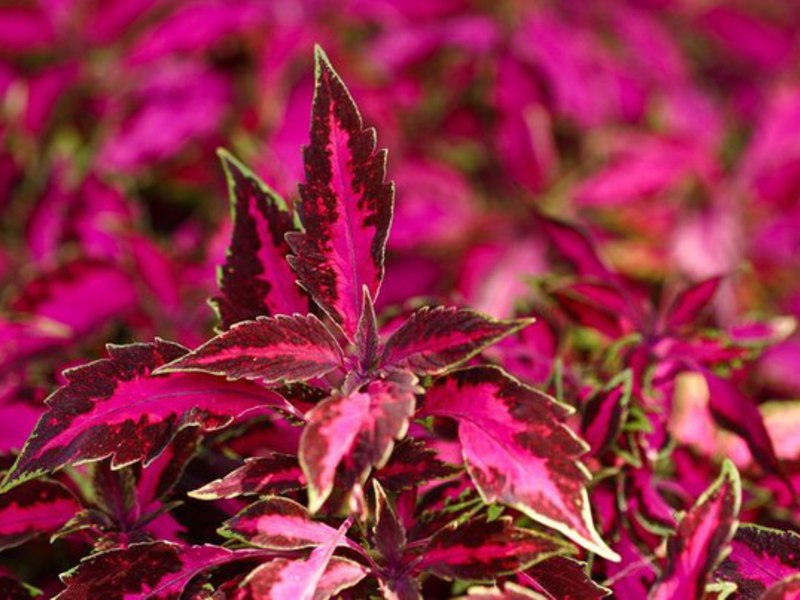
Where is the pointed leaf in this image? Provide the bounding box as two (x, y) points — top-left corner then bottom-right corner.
(190, 453), (304, 500)
(286, 46), (394, 340)
(55, 541), (267, 599)
(664, 276), (722, 330)
(381, 306), (533, 375)
(212, 150), (308, 328)
(300, 372), (418, 512)
(705, 373), (785, 479)
(2, 339), (284, 489)
(375, 438), (461, 493)
(372, 480), (406, 566)
(221, 497), (339, 550)
(539, 217), (611, 279)
(155, 315), (343, 385)
(650, 460), (741, 600)
(581, 370), (632, 456)
(550, 283), (630, 339)
(524, 556), (611, 599)
(0, 479), (80, 551)
(235, 519), (366, 600)
(356, 287), (380, 373)
(419, 517), (572, 580)
(421, 366), (619, 561)
(716, 524), (800, 598)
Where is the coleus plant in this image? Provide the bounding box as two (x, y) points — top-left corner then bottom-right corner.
(0, 47), (622, 597)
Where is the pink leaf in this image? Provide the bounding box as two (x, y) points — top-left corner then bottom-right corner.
(286, 46), (394, 341)
(155, 315), (344, 385)
(300, 372), (419, 512)
(716, 524), (800, 598)
(0, 479), (79, 551)
(2, 339), (284, 490)
(221, 497), (339, 550)
(419, 517), (572, 580)
(663, 276), (723, 330)
(55, 541), (267, 599)
(580, 370), (632, 456)
(650, 460), (741, 600)
(212, 150), (308, 328)
(235, 519), (367, 600)
(381, 306), (534, 375)
(421, 367), (619, 561)
(190, 453), (304, 500)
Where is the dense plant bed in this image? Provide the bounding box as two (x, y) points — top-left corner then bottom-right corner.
(2, 4), (800, 598)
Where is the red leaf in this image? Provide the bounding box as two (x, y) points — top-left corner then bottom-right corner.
(580, 370), (632, 456)
(421, 367), (619, 561)
(221, 496), (340, 550)
(372, 480), (406, 566)
(538, 217), (611, 279)
(155, 315), (344, 385)
(375, 438), (461, 493)
(550, 283), (630, 339)
(663, 276), (722, 330)
(0, 479), (79, 551)
(381, 306), (534, 375)
(300, 372), (419, 512)
(212, 150), (308, 328)
(419, 517), (572, 580)
(650, 460), (741, 600)
(234, 519), (367, 600)
(286, 46), (394, 341)
(189, 453), (304, 500)
(523, 556), (611, 599)
(716, 524), (800, 598)
(2, 339), (284, 489)
(55, 541), (267, 599)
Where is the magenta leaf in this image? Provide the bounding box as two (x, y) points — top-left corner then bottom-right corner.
(2, 339), (285, 489)
(550, 283), (629, 339)
(524, 556), (611, 599)
(286, 46), (394, 341)
(419, 517), (572, 580)
(356, 287), (380, 373)
(381, 306), (534, 375)
(55, 541), (267, 599)
(580, 370), (632, 456)
(762, 575), (800, 600)
(372, 480), (406, 566)
(663, 276), (722, 330)
(538, 216), (611, 279)
(421, 366), (619, 561)
(650, 460), (741, 600)
(234, 518), (366, 600)
(375, 438), (461, 492)
(155, 315), (344, 385)
(221, 496), (340, 550)
(190, 453), (304, 500)
(300, 372), (419, 512)
(705, 372), (785, 479)
(716, 524), (800, 598)
(461, 582), (548, 599)
(211, 150), (308, 328)
(0, 479), (79, 551)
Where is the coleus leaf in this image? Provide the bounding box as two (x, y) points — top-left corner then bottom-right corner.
(663, 276), (722, 330)
(234, 518), (367, 600)
(580, 370), (632, 456)
(523, 556), (611, 599)
(189, 453), (304, 500)
(0, 479), (79, 551)
(460, 582), (548, 599)
(372, 480), (406, 566)
(221, 496), (340, 550)
(155, 315), (344, 385)
(715, 524), (800, 598)
(300, 371), (419, 512)
(762, 574), (800, 600)
(55, 541), (268, 599)
(649, 459), (741, 600)
(550, 283), (629, 339)
(0, 576), (40, 599)
(286, 46), (394, 341)
(375, 438), (461, 493)
(380, 306), (534, 375)
(211, 150), (307, 329)
(2, 339), (285, 490)
(538, 216), (611, 279)
(421, 366), (620, 561)
(418, 516), (572, 580)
